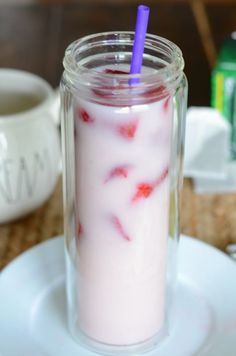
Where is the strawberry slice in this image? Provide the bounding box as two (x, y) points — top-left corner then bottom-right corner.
(104, 69), (128, 75)
(77, 222), (83, 238)
(104, 165), (131, 183)
(163, 96), (171, 111)
(110, 214), (131, 241)
(132, 183), (154, 202)
(154, 166), (169, 186)
(132, 167), (169, 203)
(92, 69), (127, 102)
(142, 85), (169, 101)
(78, 108), (94, 124)
(116, 119), (138, 140)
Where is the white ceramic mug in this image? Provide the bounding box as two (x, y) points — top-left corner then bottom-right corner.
(0, 69), (61, 223)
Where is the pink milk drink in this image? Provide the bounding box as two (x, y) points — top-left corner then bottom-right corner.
(61, 31), (187, 355)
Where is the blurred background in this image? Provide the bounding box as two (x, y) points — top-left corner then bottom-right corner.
(1, 0), (236, 268)
(1, 0), (236, 106)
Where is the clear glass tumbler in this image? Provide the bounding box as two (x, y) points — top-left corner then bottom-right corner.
(60, 32), (187, 355)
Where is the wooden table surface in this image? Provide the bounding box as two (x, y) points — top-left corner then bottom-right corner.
(1, 177), (236, 270)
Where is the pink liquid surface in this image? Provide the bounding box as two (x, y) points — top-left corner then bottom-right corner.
(74, 74), (173, 346)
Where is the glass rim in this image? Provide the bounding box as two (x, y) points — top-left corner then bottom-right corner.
(63, 31), (184, 82)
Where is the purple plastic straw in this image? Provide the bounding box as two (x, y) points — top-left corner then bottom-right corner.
(130, 5), (150, 82)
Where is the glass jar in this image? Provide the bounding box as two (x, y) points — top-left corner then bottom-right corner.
(60, 32), (187, 355)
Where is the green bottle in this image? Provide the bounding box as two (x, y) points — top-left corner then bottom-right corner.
(212, 32), (236, 159)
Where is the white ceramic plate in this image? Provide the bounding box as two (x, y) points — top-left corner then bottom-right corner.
(0, 235), (236, 356)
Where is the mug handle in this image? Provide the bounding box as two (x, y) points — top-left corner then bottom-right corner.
(49, 87), (61, 126)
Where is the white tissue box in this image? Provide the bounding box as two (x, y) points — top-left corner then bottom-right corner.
(194, 161), (236, 194)
(183, 107), (231, 180)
